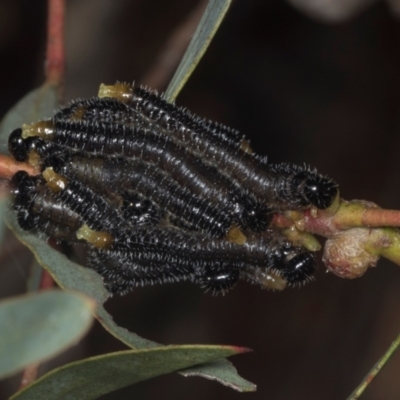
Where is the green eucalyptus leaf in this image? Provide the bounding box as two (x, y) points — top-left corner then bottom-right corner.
(5, 211), (157, 349)
(0, 198), (9, 246)
(0, 290), (94, 379)
(164, 0), (232, 102)
(11, 345), (244, 400)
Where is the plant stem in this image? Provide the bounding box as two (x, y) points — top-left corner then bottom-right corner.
(45, 0), (65, 91)
(0, 155), (38, 180)
(17, 0), (65, 390)
(19, 363), (40, 390)
(347, 333), (400, 400)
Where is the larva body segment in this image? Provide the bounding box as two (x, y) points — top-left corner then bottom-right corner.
(10, 171), (83, 242)
(130, 87), (245, 148)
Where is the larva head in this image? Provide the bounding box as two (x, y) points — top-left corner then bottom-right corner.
(8, 131), (56, 169)
(121, 193), (161, 225)
(10, 171), (41, 230)
(240, 200), (273, 232)
(10, 171), (36, 203)
(281, 252), (316, 284)
(22, 137), (67, 171)
(200, 262), (240, 295)
(8, 128), (28, 162)
(294, 171), (338, 209)
(16, 208), (40, 231)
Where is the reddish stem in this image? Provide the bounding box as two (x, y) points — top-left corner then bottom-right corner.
(0, 155), (38, 180)
(362, 209), (400, 227)
(19, 363), (40, 390)
(273, 206), (400, 240)
(40, 269), (55, 290)
(18, 0), (65, 391)
(45, 0), (65, 88)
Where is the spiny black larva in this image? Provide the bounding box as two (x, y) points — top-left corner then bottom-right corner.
(10, 171), (160, 238)
(10, 171), (83, 242)
(52, 86), (244, 149)
(130, 86), (245, 148)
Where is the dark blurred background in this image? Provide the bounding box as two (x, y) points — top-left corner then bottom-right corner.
(1, 0), (400, 399)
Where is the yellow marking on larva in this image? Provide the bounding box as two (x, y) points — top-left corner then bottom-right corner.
(98, 82), (133, 103)
(21, 120), (54, 139)
(283, 210), (306, 231)
(27, 150), (42, 169)
(76, 224), (114, 249)
(240, 140), (253, 154)
(282, 227), (321, 252)
(248, 268), (287, 291)
(294, 218), (305, 231)
(43, 167), (69, 193)
(310, 206), (318, 219)
(260, 270), (287, 291)
(70, 105), (86, 121)
(226, 225), (247, 245)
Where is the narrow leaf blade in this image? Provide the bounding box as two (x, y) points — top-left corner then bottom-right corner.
(164, 0), (232, 102)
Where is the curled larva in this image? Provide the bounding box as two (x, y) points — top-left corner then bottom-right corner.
(130, 86), (245, 149)
(10, 171), (160, 237)
(10, 171), (82, 242)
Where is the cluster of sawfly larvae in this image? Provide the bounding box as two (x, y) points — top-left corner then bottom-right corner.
(8, 82), (338, 295)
